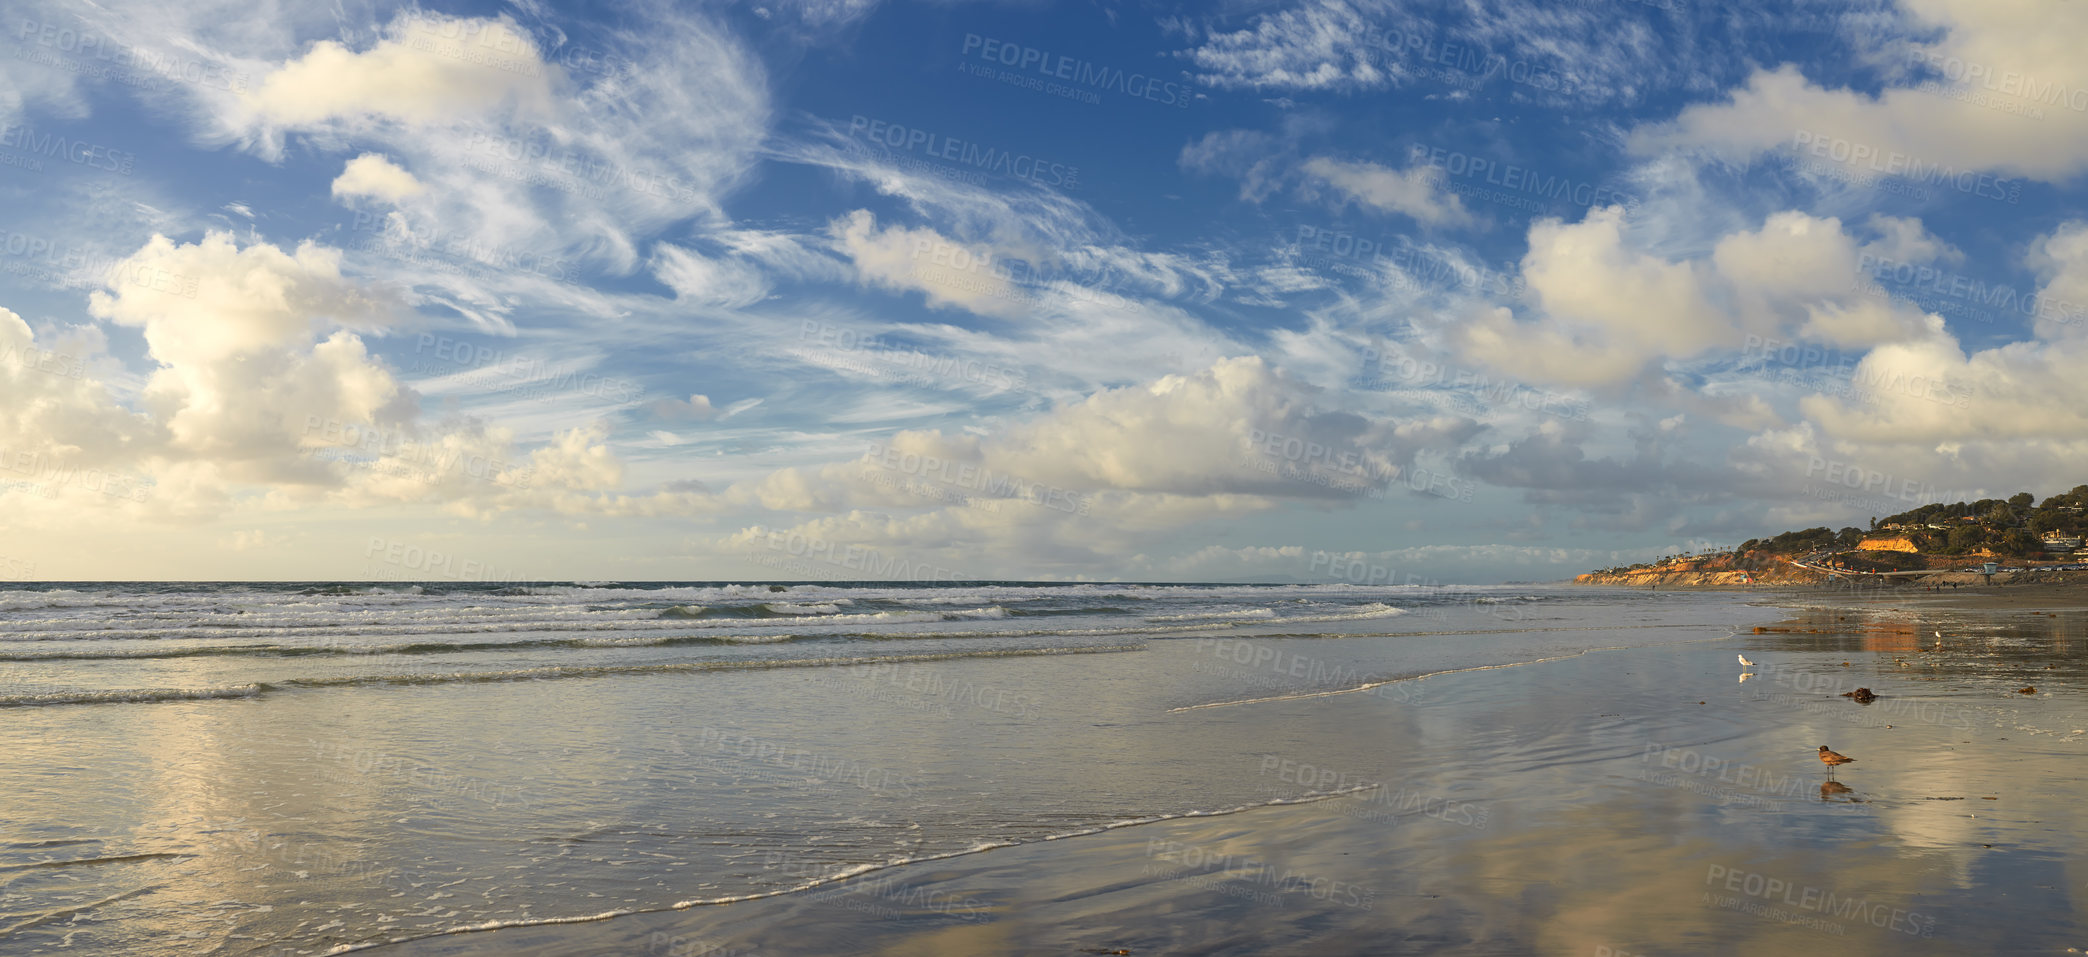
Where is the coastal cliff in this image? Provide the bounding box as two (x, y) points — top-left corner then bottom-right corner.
(1573, 554), (1826, 588)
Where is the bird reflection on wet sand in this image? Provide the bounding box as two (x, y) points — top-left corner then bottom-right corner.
(1820, 780), (1860, 802)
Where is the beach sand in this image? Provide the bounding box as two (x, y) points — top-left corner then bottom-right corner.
(373, 593), (2088, 955)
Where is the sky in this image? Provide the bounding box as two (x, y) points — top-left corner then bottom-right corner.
(2, 0), (2086, 583)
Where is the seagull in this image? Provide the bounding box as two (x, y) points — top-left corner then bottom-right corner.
(1738, 654), (1755, 667)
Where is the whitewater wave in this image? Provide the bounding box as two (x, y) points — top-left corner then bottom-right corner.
(1272, 602), (1407, 624)
(1147, 607), (1277, 622)
(0, 684), (267, 708)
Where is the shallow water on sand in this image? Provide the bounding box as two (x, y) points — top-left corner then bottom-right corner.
(0, 582), (1754, 955)
(371, 598), (2088, 956)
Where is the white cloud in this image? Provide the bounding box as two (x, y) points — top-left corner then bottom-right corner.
(651, 244), (770, 308)
(331, 153), (426, 203)
(1180, 1), (1393, 92)
(225, 8), (771, 286)
(242, 14), (555, 130)
(649, 394), (719, 421)
(1302, 156), (1469, 225)
(1631, 0), (2088, 182)
(2026, 221), (2088, 342)
(714, 357), (1482, 574)
(828, 210), (1027, 319)
(1457, 207), (1950, 387)
(86, 233), (410, 467)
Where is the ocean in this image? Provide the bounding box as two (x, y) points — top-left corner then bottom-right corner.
(0, 582), (1778, 953)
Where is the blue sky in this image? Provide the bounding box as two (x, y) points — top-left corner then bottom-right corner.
(3, 0), (2086, 582)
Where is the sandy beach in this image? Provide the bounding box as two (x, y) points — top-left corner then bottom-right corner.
(362, 589), (2088, 956)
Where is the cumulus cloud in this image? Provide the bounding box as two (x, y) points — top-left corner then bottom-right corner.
(713, 357), (1482, 574)
(0, 232), (718, 524)
(0, 308), (158, 468)
(828, 210), (1026, 319)
(224, 8), (771, 288)
(86, 233), (410, 468)
(331, 153), (426, 203)
(242, 14), (555, 130)
(1457, 207), (1950, 387)
(1302, 156), (1469, 225)
(1630, 0), (2088, 182)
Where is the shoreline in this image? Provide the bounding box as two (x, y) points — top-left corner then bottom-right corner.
(371, 590), (2088, 955)
(1587, 578), (2088, 610)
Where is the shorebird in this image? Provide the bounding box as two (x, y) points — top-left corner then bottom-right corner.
(1738, 654), (1755, 667)
(1818, 745), (1856, 771)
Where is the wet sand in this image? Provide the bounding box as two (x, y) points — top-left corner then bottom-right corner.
(371, 595), (2088, 955)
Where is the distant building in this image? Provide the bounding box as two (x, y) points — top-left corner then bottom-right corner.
(1858, 536), (1920, 553)
(2042, 532), (2084, 552)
